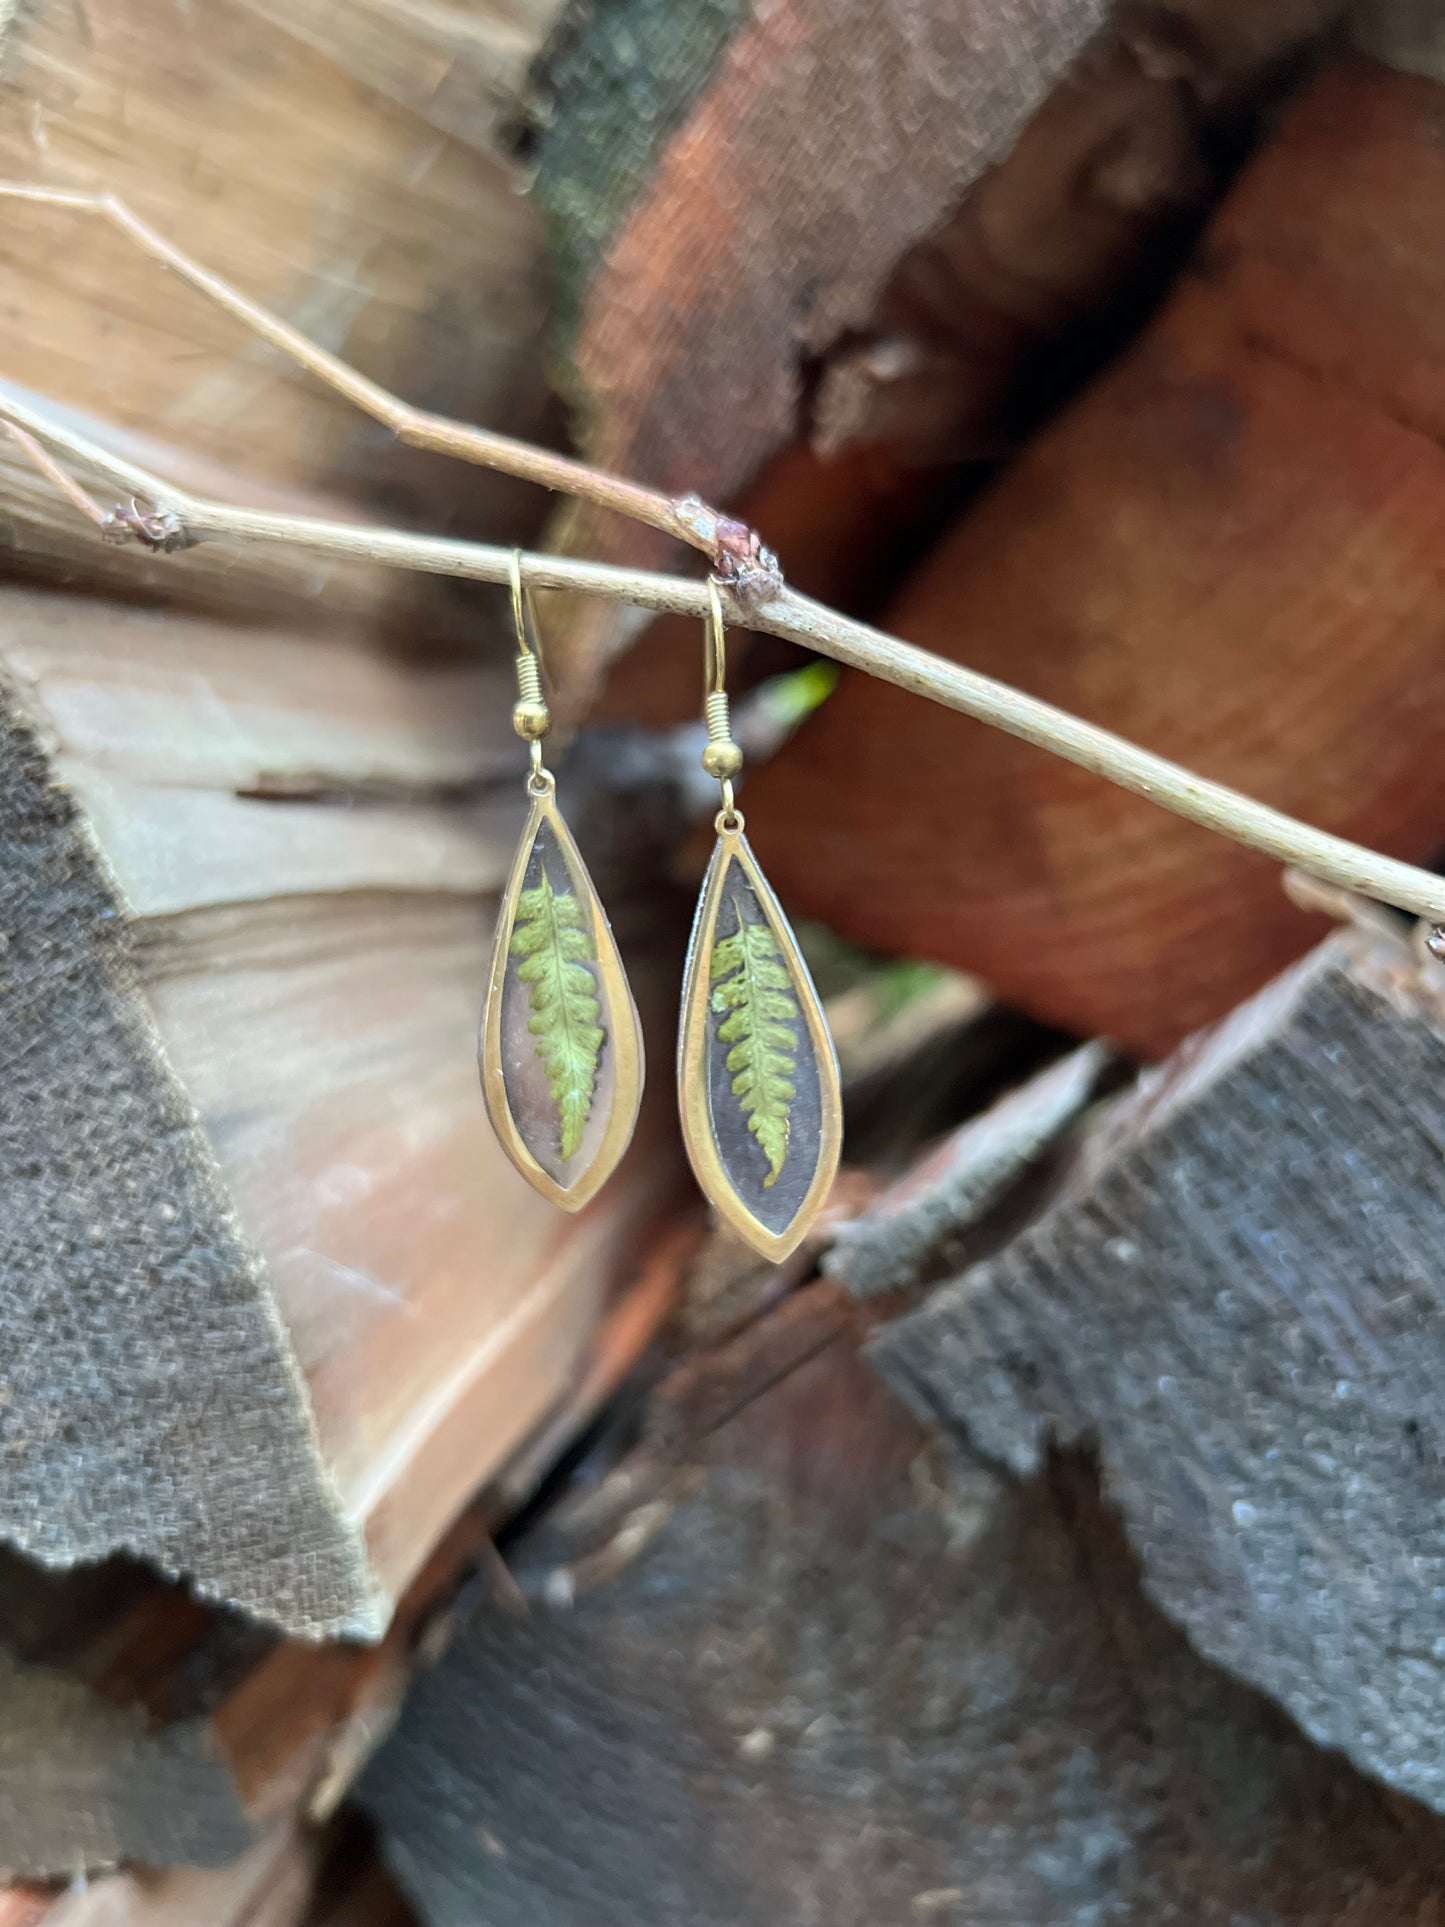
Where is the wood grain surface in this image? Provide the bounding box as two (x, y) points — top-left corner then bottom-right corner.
(0, 586), (685, 1636)
(539, 0), (1108, 687)
(746, 60), (1445, 1053)
(0, 0), (563, 640)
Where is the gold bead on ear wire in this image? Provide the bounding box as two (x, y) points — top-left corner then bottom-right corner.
(478, 552), (645, 1211)
(675, 578), (842, 1262)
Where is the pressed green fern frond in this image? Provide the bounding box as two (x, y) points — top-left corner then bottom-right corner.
(510, 869), (604, 1160)
(711, 899), (798, 1187)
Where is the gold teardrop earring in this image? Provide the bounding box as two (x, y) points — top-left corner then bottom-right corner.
(676, 579), (842, 1261)
(480, 553), (644, 1210)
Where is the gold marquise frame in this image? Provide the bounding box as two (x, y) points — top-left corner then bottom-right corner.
(481, 772), (644, 1211)
(677, 815), (842, 1262)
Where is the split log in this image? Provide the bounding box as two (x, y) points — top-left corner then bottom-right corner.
(536, 0), (1111, 689)
(0, 1552), (364, 1882)
(0, 0), (563, 657)
(747, 56), (1445, 1054)
(0, 585), (685, 1640)
(0, 1204), (683, 1879)
(0, 1634), (254, 1874)
(867, 924), (1445, 1811)
(358, 1280), (1445, 1925)
(0, 571), (1035, 1875)
(0, 0), (558, 533)
(541, 0), (1351, 699)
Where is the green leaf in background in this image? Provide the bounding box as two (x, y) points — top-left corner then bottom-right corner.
(755, 659), (841, 732)
(711, 901), (798, 1186)
(511, 870), (604, 1160)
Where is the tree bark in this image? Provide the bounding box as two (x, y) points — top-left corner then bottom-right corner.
(870, 924), (1445, 1811)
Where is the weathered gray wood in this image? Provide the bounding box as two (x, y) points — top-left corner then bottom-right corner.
(360, 1286), (1445, 1924)
(0, 1547), (271, 1878)
(0, 1648), (255, 1879)
(826, 1040), (1110, 1298)
(0, 680), (378, 1639)
(871, 927), (1445, 1812)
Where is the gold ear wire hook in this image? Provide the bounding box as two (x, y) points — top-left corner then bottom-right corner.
(509, 548), (552, 785)
(703, 576), (726, 702)
(510, 548), (540, 663)
(700, 577), (744, 823)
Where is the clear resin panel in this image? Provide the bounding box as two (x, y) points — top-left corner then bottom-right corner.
(679, 830), (841, 1260)
(702, 870), (825, 1237)
(482, 792), (642, 1210)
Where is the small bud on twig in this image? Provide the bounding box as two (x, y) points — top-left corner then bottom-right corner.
(100, 498), (197, 553)
(674, 495), (783, 604)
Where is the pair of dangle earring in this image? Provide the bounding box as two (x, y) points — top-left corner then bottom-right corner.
(480, 562), (841, 1262)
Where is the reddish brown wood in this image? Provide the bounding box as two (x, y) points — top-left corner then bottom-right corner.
(547, 0), (1110, 694)
(746, 59), (1445, 1055)
(555, 0), (1341, 704)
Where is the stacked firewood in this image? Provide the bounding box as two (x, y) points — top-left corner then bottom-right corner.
(1, 0), (1443, 1920)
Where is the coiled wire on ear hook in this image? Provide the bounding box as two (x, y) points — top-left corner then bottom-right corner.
(509, 548), (552, 790)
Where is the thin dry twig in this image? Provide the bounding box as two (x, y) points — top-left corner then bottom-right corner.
(0, 182), (782, 597)
(3, 382), (1443, 928)
(0, 187), (1439, 924)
